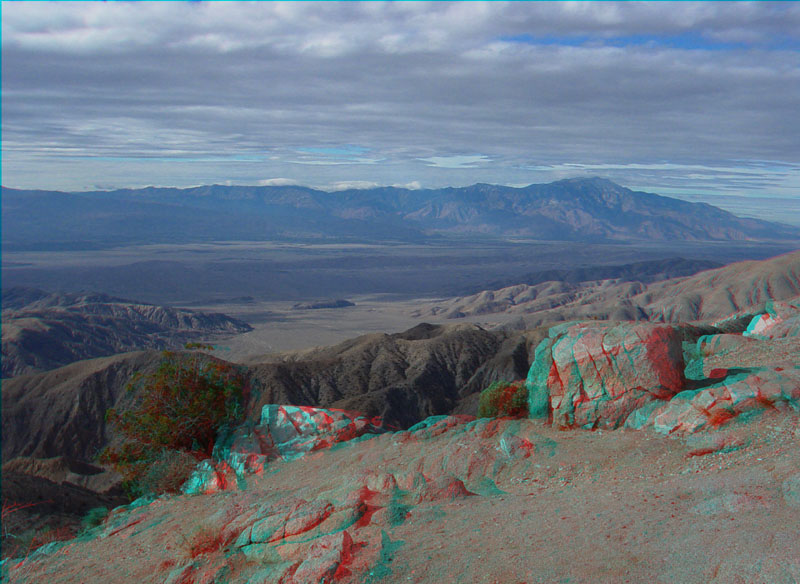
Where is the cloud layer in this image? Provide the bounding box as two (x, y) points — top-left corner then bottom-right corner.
(2, 1), (799, 219)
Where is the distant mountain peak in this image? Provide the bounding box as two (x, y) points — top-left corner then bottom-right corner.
(3, 178), (799, 248)
(549, 176), (625, 189)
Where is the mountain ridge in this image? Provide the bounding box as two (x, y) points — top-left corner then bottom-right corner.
(4, 178), (798, 250)
(1, 288), (252, 378)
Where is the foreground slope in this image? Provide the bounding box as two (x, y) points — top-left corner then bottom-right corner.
(4, 407), (800, 584)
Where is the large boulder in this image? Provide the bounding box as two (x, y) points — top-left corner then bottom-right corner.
(526, 322), (686, 429)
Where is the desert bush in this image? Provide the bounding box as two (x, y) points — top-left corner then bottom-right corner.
(80, 507), (110, 533)
(99, 351), (249, 498)
(2, 525), (75, 560)
(184, 342), (215, 351)
(137, 449), (201, 497)
(477, 380), (528, 418)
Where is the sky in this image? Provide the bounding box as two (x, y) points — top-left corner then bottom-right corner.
(2, 1), (800, 223)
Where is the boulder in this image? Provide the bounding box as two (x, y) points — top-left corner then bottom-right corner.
(683, 333), (759, 381)
(526, 322), (686, 429)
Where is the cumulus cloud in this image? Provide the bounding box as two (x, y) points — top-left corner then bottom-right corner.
(2, 0), (799, 215)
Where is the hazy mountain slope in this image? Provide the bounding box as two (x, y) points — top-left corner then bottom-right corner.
(639, 249), (800, 321)
(4, 178), (798, 250)
(1, 289), (252, 378)
(414, 280), (653, 327)
(416, 249), (800, 327)
(0, 187), (427, 251)
(476, 256), (722, 294)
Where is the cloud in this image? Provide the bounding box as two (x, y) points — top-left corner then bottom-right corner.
(1, 0), (799, 218)
(323, 181), (380, 191)
(393, 181), (422, 190)
(419, 156), (491, 169)
(258, 178), (300, 187)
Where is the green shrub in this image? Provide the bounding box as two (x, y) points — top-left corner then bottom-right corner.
(99, 351), (249, 498)
(477, 380), (528, 418)
(80, 507), (110, 533)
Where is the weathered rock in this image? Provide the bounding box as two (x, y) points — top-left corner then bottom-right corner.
(184, 405), (385, 494)
(744, 299), (800, 339)
(696, 333), (759, 357)
(625, 366), (800, 434)
(181, 460), (240, 496)
(406, 414), (474, 440)
(412, 475), (475, 504)
(683, 333), (758, 381)
(526, 322), (686, 429)
(288, 530), (354, 584)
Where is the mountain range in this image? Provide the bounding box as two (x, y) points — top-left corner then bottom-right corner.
(3, 178), (798, 250)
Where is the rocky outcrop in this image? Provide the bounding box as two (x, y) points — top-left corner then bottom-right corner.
(526, 309), (799, 434)
(526, 322), (686, 429)
(625, 366), (800, 434)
